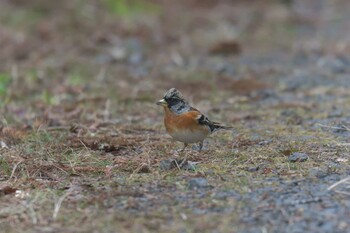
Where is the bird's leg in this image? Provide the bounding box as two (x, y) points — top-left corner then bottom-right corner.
(181, 143), (188, 152)
(179, 143), (188, 167)
(175, 143), (187, 154)
(199, 141), (203, 152)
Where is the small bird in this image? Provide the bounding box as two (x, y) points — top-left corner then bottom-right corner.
(156, 88), (232, 152)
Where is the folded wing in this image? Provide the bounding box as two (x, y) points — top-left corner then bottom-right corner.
(196, 113), (233, 132)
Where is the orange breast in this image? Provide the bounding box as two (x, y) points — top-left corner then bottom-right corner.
(163, 107), (209, 134)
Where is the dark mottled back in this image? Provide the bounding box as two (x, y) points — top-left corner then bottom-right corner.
(163, 88), (191, 114)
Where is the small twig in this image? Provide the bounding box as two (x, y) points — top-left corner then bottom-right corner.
(8, 161), (22, 181)
(317, 123), (350, 131)
(27, 204), (38, 225)
(46, 126), (70, 131)
(21, 193), (39, 225)
(335, 143), (350, 147)
(53, 191), (70, 219)
(103, 99), (111, 121)
(342, 125), (350, 131)
(331, 190), (350, 196)
(78, 139), (90, 151)
(11, 65), (19, 84)
(96, 67), (106, 81)
(51, 163), (69, 175)
(327, 177), (350, 193)
(173, 159), (182, 171)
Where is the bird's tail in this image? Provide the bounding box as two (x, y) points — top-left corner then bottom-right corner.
(211, 122), (233, 132)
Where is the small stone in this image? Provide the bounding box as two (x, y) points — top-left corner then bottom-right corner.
(288, 152), (308, 162)
(159, 159), (176, 171)
(317, 55), (347, 73)
(309, 168), (327, 179)
(109, 47), (127, 60)
(248, 166), (259, 172)
(180, 161), (197, 171)
(188, 178), (209, 190)
(258, 140), (272, 146)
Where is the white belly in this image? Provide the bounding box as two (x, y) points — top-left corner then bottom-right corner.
(170, 130), (209, 143)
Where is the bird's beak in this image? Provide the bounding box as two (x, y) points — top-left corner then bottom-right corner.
(156, 99), (167, 106)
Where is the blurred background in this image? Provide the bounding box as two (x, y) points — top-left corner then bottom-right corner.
(1, 2), (350, 232)
(1, 0), (350, 127)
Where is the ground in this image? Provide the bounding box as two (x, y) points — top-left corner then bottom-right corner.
(1, 0), (350, 232)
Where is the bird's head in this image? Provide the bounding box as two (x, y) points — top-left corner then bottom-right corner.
(156, 88), (189, 113)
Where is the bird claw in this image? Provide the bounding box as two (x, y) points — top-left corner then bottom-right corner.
(191, 144), (205, 151)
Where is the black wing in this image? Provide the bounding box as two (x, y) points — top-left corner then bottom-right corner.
(197, 114), (232, 132)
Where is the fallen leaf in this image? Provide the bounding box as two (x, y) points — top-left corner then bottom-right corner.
(209, 40), (242, 55)
(336, 158), (349, 163)
(0, 186), (16, 196)
(0, 141), (8, 148)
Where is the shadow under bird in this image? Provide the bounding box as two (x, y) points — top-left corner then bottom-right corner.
(156, 88), (233, 152)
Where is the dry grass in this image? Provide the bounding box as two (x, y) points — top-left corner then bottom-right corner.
(1, 0), (350, 232)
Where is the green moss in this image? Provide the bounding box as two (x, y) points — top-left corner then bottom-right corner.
(104, 0), (160, 17)
(0, 73), (11, 96)
(0, 158), (12, 176)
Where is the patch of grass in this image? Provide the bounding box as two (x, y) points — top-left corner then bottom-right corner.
(41, 89), (57, 105)
(0, 73), (11, 96)
(0, 73), (11, 108)
(24, 69), (41, 85)
(0, 157), (12, 177)
(104, 0), (160, 17)
(67, 72), (85, 86)
(1, 7), (46, 29)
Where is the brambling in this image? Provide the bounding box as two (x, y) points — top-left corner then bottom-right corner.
(156, 88), (232, 152)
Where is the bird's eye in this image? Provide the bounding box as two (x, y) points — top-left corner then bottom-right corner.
(167, 97), (180, 106)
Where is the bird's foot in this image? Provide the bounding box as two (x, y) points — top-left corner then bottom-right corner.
(192, 141), (207, 151)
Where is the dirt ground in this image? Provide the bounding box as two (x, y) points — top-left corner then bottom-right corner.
(1, 0), (350, 232)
